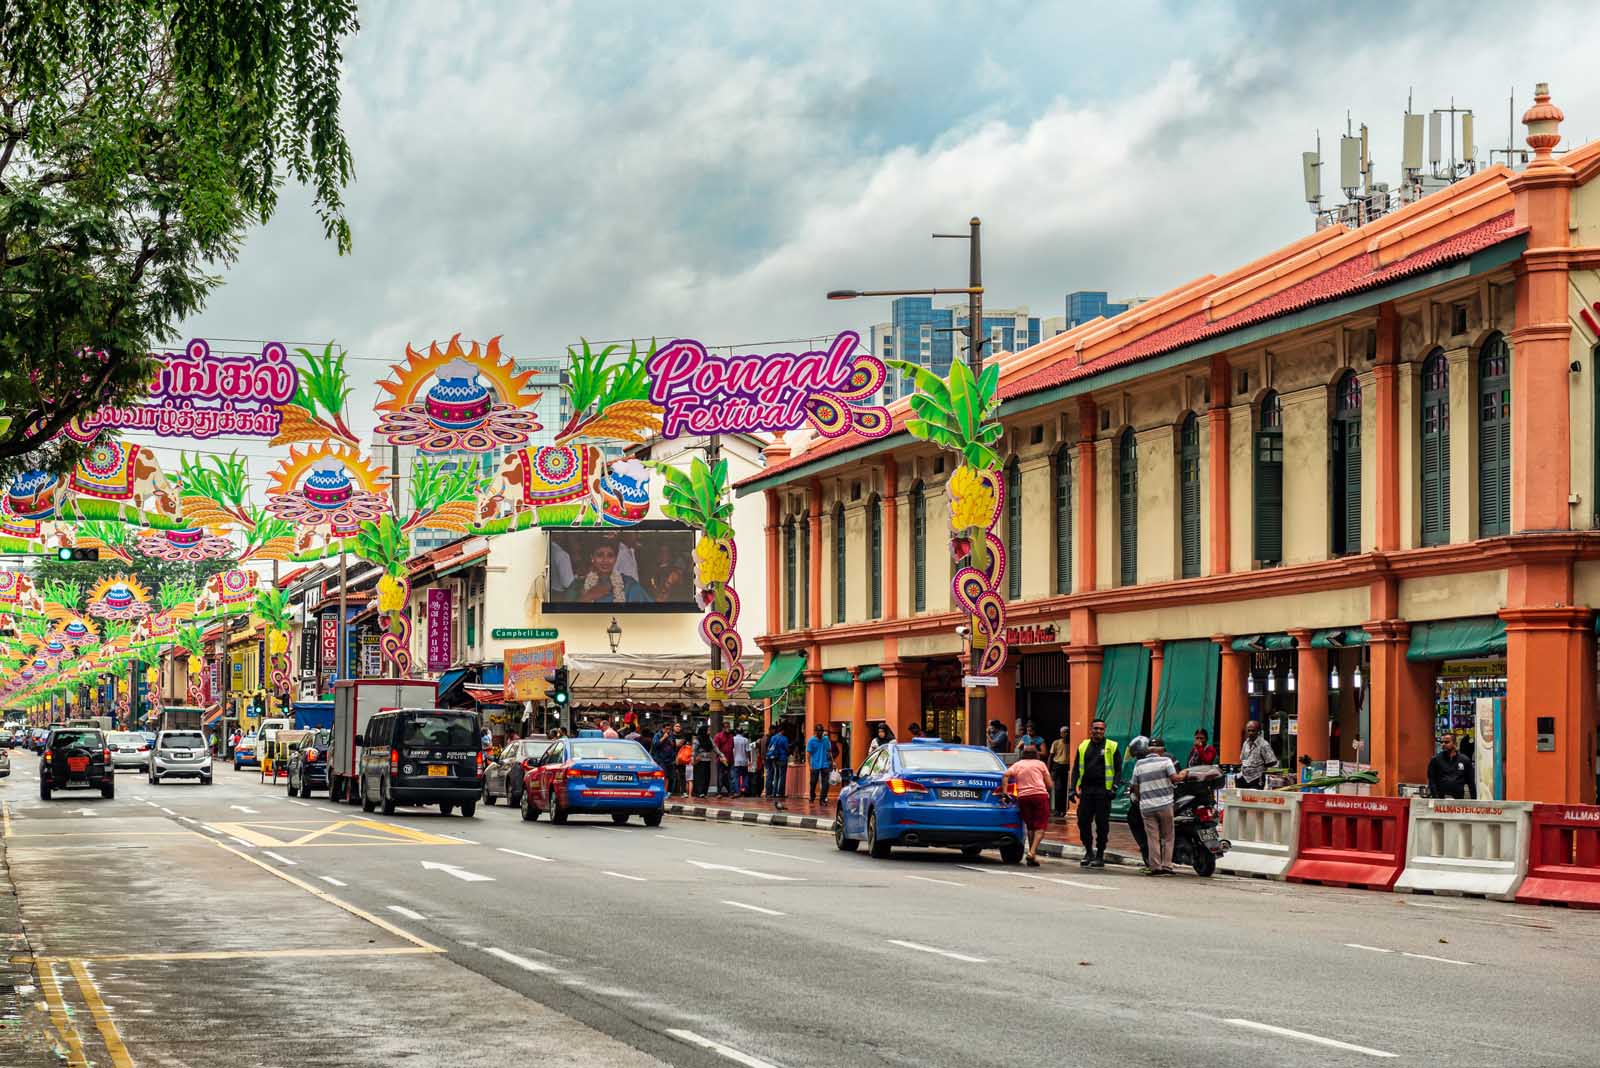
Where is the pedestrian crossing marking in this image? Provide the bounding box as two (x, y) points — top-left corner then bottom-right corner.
(206, 818), (463, 849)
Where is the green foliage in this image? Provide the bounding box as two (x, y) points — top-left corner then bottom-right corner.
(290, 343), (354, 422)
(176, 625), (204, 659)
(888, 358), (1003, 470)
(252, 587), (291, 631)
(73, 520), (129, 550)
(409, 455), (486, 515)
(178, 452), (250, 509)
(38, 577), (81, 610)
(354, 515), (410, 576)
(156, 579), (197, 613)
(654, 458), (734, 539)
(240, 508), (294, 548)
(559, 338), (657, 439)
(31, 545), (230, 604)
(0, 1), (359, 477)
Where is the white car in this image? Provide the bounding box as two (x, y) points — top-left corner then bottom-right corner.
(150, 730), (213, 785)
(0, 747), (9, 777)
(106, 731), (153, 771)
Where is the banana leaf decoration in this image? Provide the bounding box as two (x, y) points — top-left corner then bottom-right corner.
(655, 457), (745, 691)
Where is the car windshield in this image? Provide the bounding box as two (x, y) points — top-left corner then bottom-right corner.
(570, 740), (650, 762)
(52, 730), (102, 749)
(399, 714), (479, 749)
(109, 732), (143, 745)
(161, 732), (205, 749)
(896, 747), (1006, 773)
(309, 730), (330, 746)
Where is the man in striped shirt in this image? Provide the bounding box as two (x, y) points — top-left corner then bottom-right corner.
(1129, 737), (1186, 875)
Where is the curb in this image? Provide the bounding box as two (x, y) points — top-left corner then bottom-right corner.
(664, 802), (1141, 868)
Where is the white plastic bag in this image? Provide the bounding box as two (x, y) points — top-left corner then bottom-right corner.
(828, 769), (841, 787)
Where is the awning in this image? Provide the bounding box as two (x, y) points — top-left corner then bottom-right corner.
(481, 662), (503, 687)
(202, 707), (224, 726)
(821, 669), (851, 685)
(1407, 617), (1506, 661)
(562, 652), (764, 705)
(1152, 638), (1219, 750)
(1230, 633), (1295, 652)
(1310, 627), (1370, 649)
(436, 667), (469, 704)
(463, 683), (506, 705)
(748, 653), (806, 699)
(1095, 644), (1150, 819)
(436, 549), (490, 579)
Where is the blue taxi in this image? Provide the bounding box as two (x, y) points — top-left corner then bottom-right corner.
(520, 733), (667, 826)
(834, 738), (1024, 864)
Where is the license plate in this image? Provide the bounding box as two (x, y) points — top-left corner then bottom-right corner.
(939, 788), (981, 800)
(599, 772), (634, 783)
(1199, 826), (1220, 844)
(427, 765), (449, 777)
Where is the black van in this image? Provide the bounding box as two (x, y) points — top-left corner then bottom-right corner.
(357, 707), (484, 817)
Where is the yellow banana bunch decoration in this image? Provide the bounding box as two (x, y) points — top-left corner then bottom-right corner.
(377, 574), (406, 612)
(694, 536), (732, 586)
(948, 465), (997, 531)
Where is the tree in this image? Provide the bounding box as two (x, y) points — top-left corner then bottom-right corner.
(0, 1), (359, 478)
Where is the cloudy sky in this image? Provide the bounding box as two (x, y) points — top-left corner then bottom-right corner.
(170, 0), (1600, 457)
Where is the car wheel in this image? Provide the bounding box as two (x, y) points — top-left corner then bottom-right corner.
(961, 846), (983, 858)
(611, 813), (630, 825)
(867, 811), (891, 859)
(234, 760), (241, 772)
(201, 775), (212, 786)
(286, 774), (297, 796)
(520, 791), (538, 821)
(483, 787), (496, 806)
(549, 790), (568, 825)
(459, 800), (475, 818)
(642, 810), (663, 828)
(101, 780), (114, 800)
(39, 782), (50, 801)
(361, 780), (377, 813)
(381, 782), (396, 816)
(300, 774), (312, 799)
(998, 841), (1025, 866)
(834, 809), (859, 852)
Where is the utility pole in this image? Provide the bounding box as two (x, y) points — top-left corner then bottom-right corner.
(706, 430), (723, 794)
(965, 216), (987, 749)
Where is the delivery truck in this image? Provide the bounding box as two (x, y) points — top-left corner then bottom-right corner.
(328, 678), (439, 804)
(291, 701), (334, 731)
(156, 707), (204, 733)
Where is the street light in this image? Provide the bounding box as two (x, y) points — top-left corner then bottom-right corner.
(606, 617), (622, 653)
(827, 216), (989, 747)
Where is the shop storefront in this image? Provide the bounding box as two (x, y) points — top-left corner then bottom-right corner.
(918, 658), (964, 742)
(1408, 616), (1507, 786)
(1011, 623), (1068, 742)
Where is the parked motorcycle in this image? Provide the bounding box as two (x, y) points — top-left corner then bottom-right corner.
(1172, 765), (1229, 876)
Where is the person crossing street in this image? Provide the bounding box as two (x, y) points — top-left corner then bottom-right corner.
(1068, 719), (1122, 868)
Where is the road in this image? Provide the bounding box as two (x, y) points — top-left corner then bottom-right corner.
(2, 753), (1595, 1068)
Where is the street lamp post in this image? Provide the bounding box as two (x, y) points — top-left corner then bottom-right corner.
(827, 216), (989, 746)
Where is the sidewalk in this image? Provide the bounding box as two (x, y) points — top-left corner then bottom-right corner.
(664, 792), (1144, 865)
(0, 830), (58, 1067)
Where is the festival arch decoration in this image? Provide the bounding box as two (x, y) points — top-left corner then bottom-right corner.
(85, 574), (154, 621)
(374, 335), (544, 454)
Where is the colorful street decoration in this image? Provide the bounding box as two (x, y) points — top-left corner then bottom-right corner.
(656, 457), (745, 692)
(85, 575), (153, 622)
(374, 335), (543, 454)
(265, 444), (392, 535)
(192, 569), (260, 622)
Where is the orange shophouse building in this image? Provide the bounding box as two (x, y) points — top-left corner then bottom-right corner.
(740, 86), (1599, 805)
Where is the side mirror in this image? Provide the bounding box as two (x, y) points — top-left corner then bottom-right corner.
(353, 733), (364, 746)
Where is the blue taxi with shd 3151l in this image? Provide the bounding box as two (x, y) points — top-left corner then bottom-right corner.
(834, 737), (1025, 863)
(520, 733), (667, 826)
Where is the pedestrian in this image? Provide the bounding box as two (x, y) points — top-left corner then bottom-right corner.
(674, 727), (693, 797)
(480, 726), (492, 751)
(1427, 733), (1477, 799)
(806, 724), (833, 804)
(1068, 718), (1122, 868)
(1187, 728), (1217, 768)
(1237, 719), (1276, 790)
(1130, 736), (1185, 875)
(692, 725), (713, 798)
(229, 728), (241, 758)
(601, 718), (620, 739)
(732, 724), (750, 796)
(1002, 743), (1052, 866)
(766, 727), (791, 803)
(750, 726), (767, 797)
(869, 723), (892, 753)
(986, 719), (1010, 753)
(1048, 726), (1072, 817)
(713, 723), (734, 796)
(1016, 720), (1044, 752)
(830, 728), (846, 782)
(1458, 731), (1476, 764)
(650, 725), (677, 787)
(1124, 735), (1150, 867)
(907, 721), (924, 740)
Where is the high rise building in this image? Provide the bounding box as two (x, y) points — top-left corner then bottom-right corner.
(872, 298), (1042, 404)
(1065, 290), (1141, 329)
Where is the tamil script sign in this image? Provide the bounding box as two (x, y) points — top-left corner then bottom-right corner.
(504, 641), (563, 702)
(64, 339), (299, 441)
(427, 588), (453, 672)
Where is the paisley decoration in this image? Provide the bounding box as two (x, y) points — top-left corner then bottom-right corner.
(694, 535), (744, 691)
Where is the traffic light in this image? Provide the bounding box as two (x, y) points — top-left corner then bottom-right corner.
(55, 547), (99, 562)
(543, 665), (569, 707)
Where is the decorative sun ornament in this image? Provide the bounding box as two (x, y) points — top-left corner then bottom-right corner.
(85, 574), (153, 621)
(132, 525), (236, 562)
(373, 335), (542, 454)
(265, 445), (391, 534)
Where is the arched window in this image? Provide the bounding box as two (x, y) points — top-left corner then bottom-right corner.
(782, 518), (796, 630)
(1005, 458), (1022, 600)
(1331, 371), (1362, 555)
(1053, 445), (1073, 595)
(1478, 333), (1511, 537)
(1118, 428), (1138, 586)
(1420, 349), (1451, 546)
(1179, 413), (1201, 578)
(833, 503), (847, 623)
(868, 495), (883, 619)
(1254, 392), (1283, 566)
(910, 481), (927, 612)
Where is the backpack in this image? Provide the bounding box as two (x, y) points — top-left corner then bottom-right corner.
(676, 743), (693, 766)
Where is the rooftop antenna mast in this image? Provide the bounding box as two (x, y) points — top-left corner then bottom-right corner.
(1490, 87), (1529, 169)
(1301, 130), (1323, 216)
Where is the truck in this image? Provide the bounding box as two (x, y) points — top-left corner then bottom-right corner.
(157, 707), (204, 733)
(66, 716), (116, 732)
(328, 678), (439, 804)
(291, 701), (334, 731)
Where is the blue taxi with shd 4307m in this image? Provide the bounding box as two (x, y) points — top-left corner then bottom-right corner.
(834, 737), (1025, 864)
(520, 732), (667, 826)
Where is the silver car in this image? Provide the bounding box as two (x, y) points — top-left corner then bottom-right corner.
(150, 729), (213, 785)
(106, 731), (152, 771)
(0, 746), (9, 777)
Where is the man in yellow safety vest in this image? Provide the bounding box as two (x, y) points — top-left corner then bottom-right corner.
(1068, 719), (1123, 868)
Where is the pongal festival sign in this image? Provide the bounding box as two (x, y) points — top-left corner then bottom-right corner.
(63, 339), (299, 441)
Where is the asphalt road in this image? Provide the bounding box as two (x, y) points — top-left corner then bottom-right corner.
(3, 754), (1595, 1068)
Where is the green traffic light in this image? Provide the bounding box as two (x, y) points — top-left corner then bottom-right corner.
(56, 547), (72, 561)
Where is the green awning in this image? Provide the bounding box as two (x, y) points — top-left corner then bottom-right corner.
(1230, 635), (1263, 652)
(748, 653), (806, 699)
(1406, 617), (1506, 661)
(1094, 644), (1150, 819)
(857, 665), (884, 683)
(1152, 639), (1220, 752)
(821, 669), (853, 685)
(1310, 627), (1370, 649)
(1230, 633), (1295, 652)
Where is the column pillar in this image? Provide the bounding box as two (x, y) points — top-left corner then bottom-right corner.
(1066, 642), (1102, 748)
(850, 668), (869, 769)
(763, 490), (782, 638)
(1503, 604), (1596, 804)
(1144, 640), (1165, 704)
(802, 656), (825, 740)
(807, 481), (823, 629)
(1074, 397), (1098, 593)
(1207, 353), (1231, 575)
(882, 660), (924, 739)
(1364, 621), (1435, 790)
(883, 456), (899, 620)
(1216, 636), (1249, 757)
(1289, 628), (1329, 761)
(990, 664), (1018, 738)
(1373, 303), (1401, 552)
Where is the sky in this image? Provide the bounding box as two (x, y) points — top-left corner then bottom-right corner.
(160, 0), (1600, 483)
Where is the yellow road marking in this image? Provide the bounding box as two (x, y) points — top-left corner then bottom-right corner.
(36, 959), (88, 1068)
(208, 817), (461, 848)
(210, 839), (444, 952)
(69, 959), (135, 1068)
(40, 946), (438, 964)
(3, 800), (11, 838)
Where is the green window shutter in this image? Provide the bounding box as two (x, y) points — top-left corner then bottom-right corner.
(783, 520), (796, 630)
(1332, 373), (1362, 555)
(1254, 432), (1283, 565)
(833, 505), (846, 623)
(1180, 415), (1200, 578)
(1420, 352), (1450, 546)
(911, 483), (926, 612)
(798, 516), (809, 627)
(1053, 447), (1072, 595)
(869, 497), (883, 619)
(1005, 460), (1021, 600)
(1118, 429), (1138, 586)
(1478, 335), (1511, 537)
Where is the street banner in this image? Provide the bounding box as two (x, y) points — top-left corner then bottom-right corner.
(504, 641), (563, 701)
(320, 615), (338, 671)
(427, 588), (453, 672)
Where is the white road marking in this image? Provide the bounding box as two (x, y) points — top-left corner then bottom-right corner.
(316, 806), (342, 814)
(228, 837), (256, 848)
(1402, 899), (1459, 911)
(1082, 903), (1172, 920)
(886, 939), (987, 964)
(262, 851), (297, 866)
(744, 848), (823, 865)
(318, 876), (348, 887)
(286, 799), (311, 807)
(1223, 1019), (1397, 1058)
(420, 860), (494, 882)
(1345, 943), (1393, 954)
(906, 875), (965, 887)
(159, 808), (175, 815)
(229, 805), (259, 814)
(199, 823), (222, 834)
(485, 947), (558, 973)
(386, 905), (426, 921)
(71, 808), (96, 817)
(602, 870), (648, 882)
(656, 834), (714, 845)
(177, 816), (197, 824)
(442, 835), (479, 845)
(1401, 951), (1476, 966)
(1014, 872), (1113, 892)
(722, 900), (785, 916)
(687, 859), (802, 882)
(496, 848), (554, 862)
(665, 1028), (781, 1068)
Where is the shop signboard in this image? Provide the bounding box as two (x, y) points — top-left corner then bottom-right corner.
(491, 627), (558, 641)
(1005, 624), (1059, 646)
(300, 626), (317, 678)
(360, 636), (381, 678)
(427, 588), (453, 672)
(504, 641), (563, 702)
(320, 615), (338, 672)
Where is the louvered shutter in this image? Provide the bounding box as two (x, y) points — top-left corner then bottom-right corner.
(1054, 451), (1072, 595)
(1118, 431), (1138, 587)
(869, 498), (883, 619)
(834, 506), (846, 622)
(1420, 355), (1449, 546)
(1006, 463), (1021, 600)
(1343, 419), (1362, 552)
(783, 522), (796, 630)
(1478, 339), (1511, 537)
(798, 518), (809, 626)
(1254, 432), (1283, 565)
(911, 486), (926, 612)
